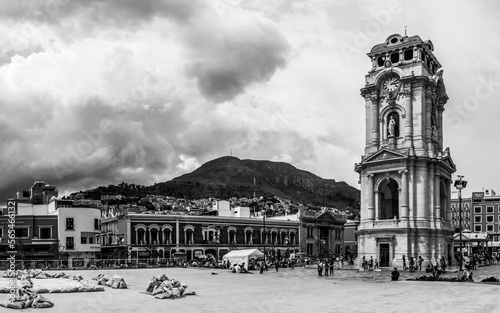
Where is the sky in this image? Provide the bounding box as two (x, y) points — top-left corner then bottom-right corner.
(0, 0), (498, 202)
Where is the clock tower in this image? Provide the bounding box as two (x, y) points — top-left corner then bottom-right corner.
(354, 34), (456, 268)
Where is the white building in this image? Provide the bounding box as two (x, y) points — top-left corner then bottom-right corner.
(49, 200), (101, 268)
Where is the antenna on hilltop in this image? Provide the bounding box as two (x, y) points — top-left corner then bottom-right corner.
(404, 25), (407, 36)
(230, 148), (232, 157)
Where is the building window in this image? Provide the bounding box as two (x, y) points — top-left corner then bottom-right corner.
(486, 224), (494, 232)
(94, 219), (100, 230)
(89, 237), (94, 244)
(66, 218), (74, 230)
(81, 237), (87, 244)
(486, 206), (494, 213)
(66, 237), (74, 250)
(307, 228), (314, 238)
(474, 216), (482, 223)
(14, 228), (29, 238)
(307, 243), (313, 256)
(474, 225), (482, 232)
(474, 206), (481, 214)
(404, 49), (413, 61)
(465, 212), (469, 219)
(39, 227), (52, 239)
(335, 244), (341, 256)
(0, 228), (3, 238)
(486, 215), (494, 223)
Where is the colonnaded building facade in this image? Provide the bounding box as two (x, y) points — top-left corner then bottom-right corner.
(354, 34), (456, 268)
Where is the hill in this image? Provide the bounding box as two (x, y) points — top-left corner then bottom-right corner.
(147, 156), (360, 209)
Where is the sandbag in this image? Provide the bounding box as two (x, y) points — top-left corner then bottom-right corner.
(36, 288), (49, 293)
(7, 301), (25, 309)
(36, 302), (54, 308)
(118, 281), (127, 289)
(155, 292), (172, 299)
(49, 288), (61, 293)
(111, 280), (120, 289)
(61, 287), (71, 293)
(70, 286), (79, 292)
(171, 288), (182, 298)
(94, 286), (105, 292)
(152, 286), (162, 295)
(39, 295), (54, 306)
(24, 298), (33, 308)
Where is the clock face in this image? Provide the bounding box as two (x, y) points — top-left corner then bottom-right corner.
(382, 77), (400, 92)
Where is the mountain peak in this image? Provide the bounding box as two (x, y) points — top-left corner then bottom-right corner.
(153, 156), (359, 208)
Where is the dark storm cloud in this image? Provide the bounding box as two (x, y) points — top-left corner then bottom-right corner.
(0, 0), (204, 23)
(187, 17), (290, 102)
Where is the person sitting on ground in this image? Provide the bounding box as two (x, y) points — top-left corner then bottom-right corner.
(461, 266), (473, 282)
(240, 263), (247, 273)
(425, 264), (433, 273)
(391, 267), (400, 281)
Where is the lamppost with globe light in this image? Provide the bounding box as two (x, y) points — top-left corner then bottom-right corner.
(454, 175), (467, 271)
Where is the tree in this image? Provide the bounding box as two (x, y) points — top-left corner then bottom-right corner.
(49, 240), (68, 261)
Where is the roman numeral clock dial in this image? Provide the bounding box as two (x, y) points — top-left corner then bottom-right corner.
(382, 77), (400, 92)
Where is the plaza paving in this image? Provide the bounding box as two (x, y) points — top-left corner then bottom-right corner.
(1, 264), (500, 313)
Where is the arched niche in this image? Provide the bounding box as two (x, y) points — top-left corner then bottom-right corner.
(377, 178), (400, 220)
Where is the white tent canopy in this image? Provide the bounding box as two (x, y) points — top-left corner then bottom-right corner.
(222, 249), (264, 270)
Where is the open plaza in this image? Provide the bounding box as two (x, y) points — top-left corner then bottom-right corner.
(1, 264), (500, 313)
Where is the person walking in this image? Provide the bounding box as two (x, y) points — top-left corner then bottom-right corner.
(317, 260), (323, 276)
(369, 256), (374, 271)
(402, 255), (407, 271)
(275, 260), (279, 272)
(324, 261), (329, 277)
(259, 259), (265, 274)
(330, 258), (334, 275)
(418, 256), (423, 271)
(440, 256), (447, 273)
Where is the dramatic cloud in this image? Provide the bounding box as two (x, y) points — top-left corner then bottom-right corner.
(0, 0), (499, 202)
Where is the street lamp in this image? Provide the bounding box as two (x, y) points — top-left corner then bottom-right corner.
(454, 175), (467, 271)
(262, 208), (266, 266)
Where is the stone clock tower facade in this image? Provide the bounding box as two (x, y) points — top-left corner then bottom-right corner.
(354, 34), (456, 268)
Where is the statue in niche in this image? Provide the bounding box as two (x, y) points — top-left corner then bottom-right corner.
(387, 113), (399, 138)
(388, 116), (396, 137)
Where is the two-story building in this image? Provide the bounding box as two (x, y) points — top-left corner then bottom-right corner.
(0, 200), (58, 268)
(99, 207), (301, 263)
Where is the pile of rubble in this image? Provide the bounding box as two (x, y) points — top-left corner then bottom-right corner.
(146, 274), (196, 299)
(92, 274), (128, 289)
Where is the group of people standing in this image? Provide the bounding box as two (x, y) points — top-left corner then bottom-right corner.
(361, 256), (379, 271)
(317, 259), (335, 276)
(402, 255), (425, 272)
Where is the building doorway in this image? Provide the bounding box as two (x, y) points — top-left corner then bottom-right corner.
(380, 244), (390, 267)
